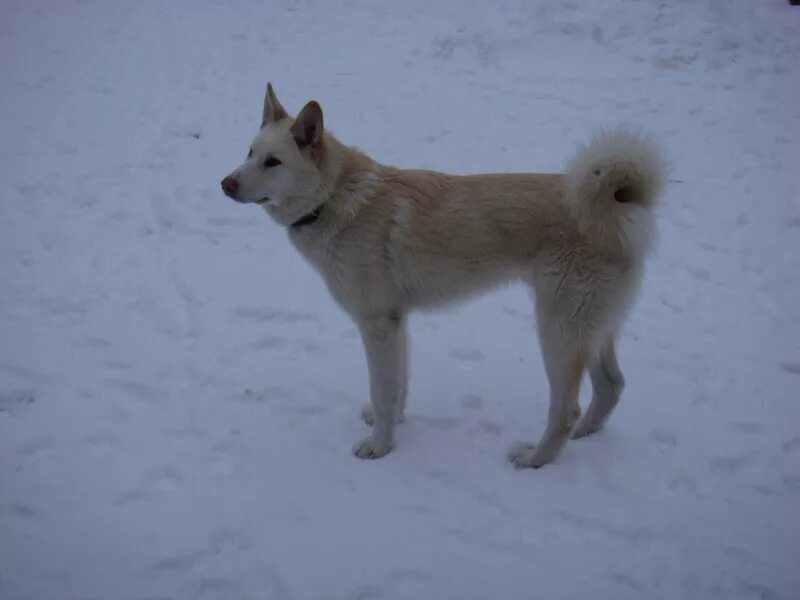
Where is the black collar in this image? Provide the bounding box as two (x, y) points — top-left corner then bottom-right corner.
(290, 204), (323, 229)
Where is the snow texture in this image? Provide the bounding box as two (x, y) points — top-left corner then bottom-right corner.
(1, 1), (799, 599)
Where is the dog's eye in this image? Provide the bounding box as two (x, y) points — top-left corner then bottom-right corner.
(247, 149), (253, 159)
(263, 156), (282, 168)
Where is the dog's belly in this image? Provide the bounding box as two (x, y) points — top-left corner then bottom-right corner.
(396, 256), (525, 310)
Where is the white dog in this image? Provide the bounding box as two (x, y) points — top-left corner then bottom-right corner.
(221, 84), (665, 468)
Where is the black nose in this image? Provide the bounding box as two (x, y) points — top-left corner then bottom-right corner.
(221, 176), (239, 198)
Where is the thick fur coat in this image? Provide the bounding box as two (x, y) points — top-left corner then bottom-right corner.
(221, 84), (665, 468)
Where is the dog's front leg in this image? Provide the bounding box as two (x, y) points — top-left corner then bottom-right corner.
(353, 313), (401, 459)
(361, 312), (407, 426)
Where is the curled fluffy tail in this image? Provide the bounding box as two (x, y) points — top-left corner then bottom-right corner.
(565, 128), (665, 255)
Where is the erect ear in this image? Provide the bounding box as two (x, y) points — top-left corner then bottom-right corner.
(262, 82), (288, 127)
(290, 101), (324, 148)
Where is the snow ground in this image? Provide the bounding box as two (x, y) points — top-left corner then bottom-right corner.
(1, 0), (799, 598)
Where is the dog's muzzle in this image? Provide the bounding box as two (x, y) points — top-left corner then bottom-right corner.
(220, 176), (269, 205)
(221, 176), (239, 199)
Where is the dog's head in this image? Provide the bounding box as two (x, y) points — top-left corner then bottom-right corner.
(220, 83), (327, 226)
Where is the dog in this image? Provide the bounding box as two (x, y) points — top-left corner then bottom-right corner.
(220, 83), (665, 468)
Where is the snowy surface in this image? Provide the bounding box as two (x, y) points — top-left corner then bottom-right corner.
(2, 1), (799, 598)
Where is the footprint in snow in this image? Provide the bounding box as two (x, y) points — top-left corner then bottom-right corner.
(233, 306), (320, 325)
(114, 465), (184, 505)
(252, 336), (287, 350)
(648, 428), (679, 447)
(1, 503), (41, 522)
(145, 466), (184, 492)
(209, 526), (250, 553)
(233, 386), (293, 404)
(782, 437), (800, 454)
(659, 294), (683, 314)
(277, 402), (328, 416)
(779, 362), (800, 376)
(449, 348), (485, 362)
(0, 390), (36, 414)
(103, 360), (133, 372)
(685, 265), (711, 282)
(609, 572), (645, 592)
(782, 475), (800, 492)
(16, 436), (54, 459)
(81, 432), (119, 452)
(149, 550), (208, 573)
(709, 453), (755, 475)
(476, 420), (503, 437)
(192, 577), (248, 600)
(461, 394), (484, 410)
(727, 422), (763, 435)
(412, 415), (461, 431)
(84, 337), (112, 349)
(106, 379), (163, 405)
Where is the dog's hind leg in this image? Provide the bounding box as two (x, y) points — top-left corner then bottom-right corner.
(361, 312), (407, 426)
(572, 338), (624, 439)
(353, 313), (402, 459)
(396, 313), (408, 419)
(508, 321), (586, 469)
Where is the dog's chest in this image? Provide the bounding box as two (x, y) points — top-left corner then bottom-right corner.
(289, 226), (386, 313)
(288, 225), (329, 273)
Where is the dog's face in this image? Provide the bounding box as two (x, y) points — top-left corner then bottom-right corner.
(221, 83), (326, 226)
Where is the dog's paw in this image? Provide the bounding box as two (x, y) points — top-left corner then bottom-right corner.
(353, 435), (392, 460)
(360, 403), (405, 426)
(506, 442), (545, 469)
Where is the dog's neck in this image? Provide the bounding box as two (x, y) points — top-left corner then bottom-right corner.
(286, 135), (340, 230)
(288, 134), (381, 232)
(289, 204), (323, 228)
(323, 136), (382, 218)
